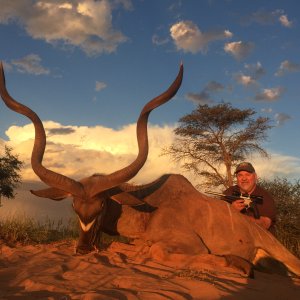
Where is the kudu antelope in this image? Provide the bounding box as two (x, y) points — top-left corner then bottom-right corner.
(1, 62), (300, 278)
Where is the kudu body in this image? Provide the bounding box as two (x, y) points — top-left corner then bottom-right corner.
(1, 62), (300, 278)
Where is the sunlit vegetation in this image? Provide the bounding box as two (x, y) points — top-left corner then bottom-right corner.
(260, 177), (300, 258)
(0, 215), (129, 247)
(0, 216), (78, 245)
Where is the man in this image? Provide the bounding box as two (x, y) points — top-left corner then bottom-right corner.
(224, 162), (276, 231)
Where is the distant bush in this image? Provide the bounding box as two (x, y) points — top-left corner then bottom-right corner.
(0, 146), (23, 204)
(0, 216), (78, 245)
(259, 177), (300, 258)
(0, 215), (130, 247)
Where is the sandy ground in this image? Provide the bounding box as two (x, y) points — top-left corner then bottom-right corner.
(0, 240), (299, 300)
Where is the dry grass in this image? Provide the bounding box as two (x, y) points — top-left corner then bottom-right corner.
(0, 215), (129, 247)
(0, 216), (78, 245)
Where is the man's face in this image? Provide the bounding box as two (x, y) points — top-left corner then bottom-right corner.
(236, 171), (257, 193)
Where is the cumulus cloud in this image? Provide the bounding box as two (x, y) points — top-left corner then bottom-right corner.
(254, 87), (284, 102)
(278, 14), (293, 28)
(170, 20), (232, 54)
(224, 41), (254, 60)
(95, 81), (107, 91)
(11, 54), (50, 75)
(185, 80), (224, 105)
(0, 0), (129, 56)
(2, 123), (300, 188)
(3, 121), (183, 183)
(235, 74), (257, 86)
(253, 153), (300, 180)
(275, 60), (300, 77)
(274, 113), (292, 126)
(235, 62), (265, 86)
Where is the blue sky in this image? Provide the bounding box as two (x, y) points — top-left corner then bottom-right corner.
(1, 0), (300, 197)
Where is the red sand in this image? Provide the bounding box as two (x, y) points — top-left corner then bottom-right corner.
(0, 240), (299, 299)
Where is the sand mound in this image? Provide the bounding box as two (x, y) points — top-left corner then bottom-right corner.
(0, 240), (299, 299)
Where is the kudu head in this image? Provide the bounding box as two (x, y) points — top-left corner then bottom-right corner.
(0, 62), (183, 253)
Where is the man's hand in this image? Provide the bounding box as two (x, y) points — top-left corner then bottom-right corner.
(231, 199), (246, 211)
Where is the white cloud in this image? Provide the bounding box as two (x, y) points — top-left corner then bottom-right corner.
(235, 74), (257, 86)
(0, 0), (128, 56)
(275, 60), (300, 77)
(4, 122), (299, 182)
(254, 87), (284, 102)
(11, 54), (50, 75)
(224, 41), (254, 60)
(4, 121), (182, 183)
(234, 62), (265, 87)
(170, 20), (232, 54)
(95, 81), (107, 92)
(255, 153), (300, 180)
(279, 14), (293, 28)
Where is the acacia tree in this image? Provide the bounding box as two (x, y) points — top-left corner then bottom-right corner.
(0, 146), (23, 206)
(162, 103), (273, 189)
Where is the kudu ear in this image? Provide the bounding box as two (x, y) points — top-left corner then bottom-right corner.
(111, 192), (146, 206)
(30, 187), (71, 201)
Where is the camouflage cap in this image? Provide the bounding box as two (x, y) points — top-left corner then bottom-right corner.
(235, 162), (256, 174)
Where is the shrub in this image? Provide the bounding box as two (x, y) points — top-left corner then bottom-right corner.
(259, 177), (300, 258)
(0, 215), (130, 247)
(0, 146), (23, 204)
(0, 216), (78, 245)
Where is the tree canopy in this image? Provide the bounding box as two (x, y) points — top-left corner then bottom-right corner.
(162, 103), (273, 189)
(0, 146), (23, 205)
